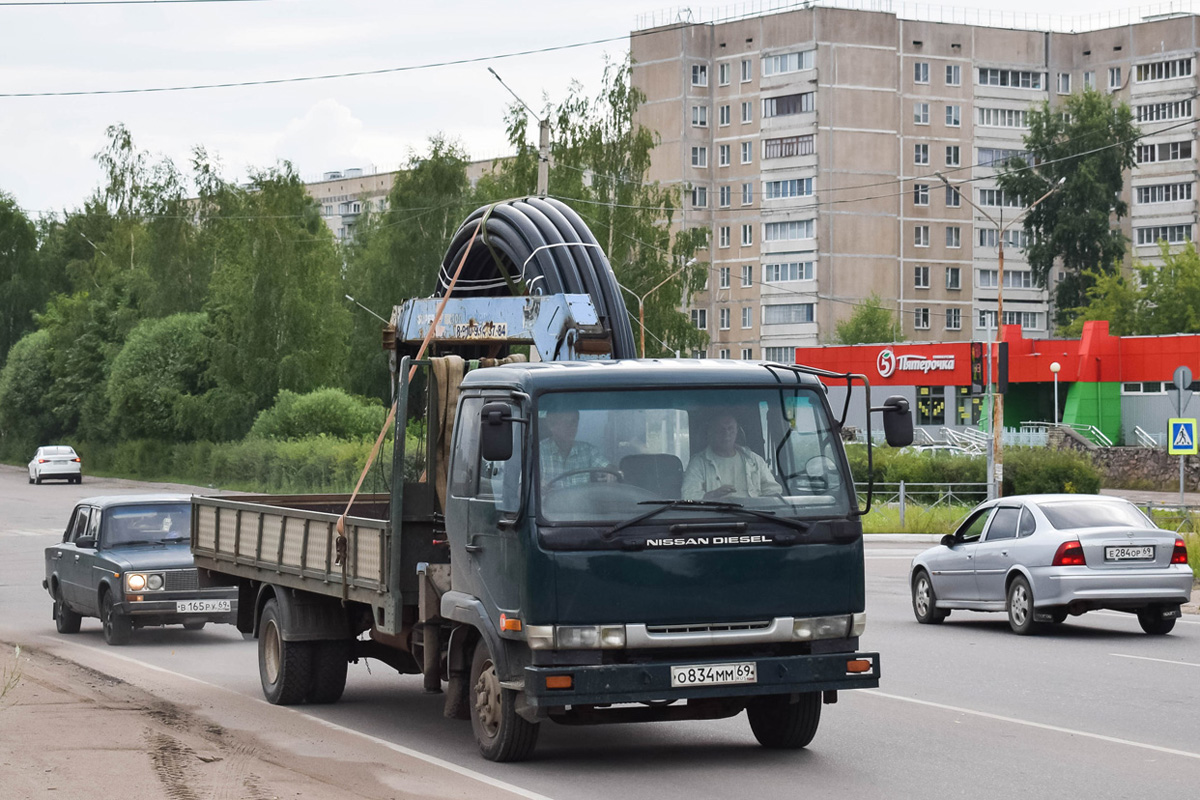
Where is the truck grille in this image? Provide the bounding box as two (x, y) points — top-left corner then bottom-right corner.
(645, 620), (772, 635)
(164, 569), (199, 592)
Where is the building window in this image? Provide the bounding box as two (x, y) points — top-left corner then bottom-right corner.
(720, 348), (731, 359)
(945, 186), (961, 207)
(763, 260), (814, 282)
(719, 104), (731, 126)
(692, 105), (709, 127)
(978, 229), (1030, 249)
(1136, 100), (1192, 123)
(691, 186), (708, 207)
(913, 183), (929, 205)
(945, 226), (961, 248)
(977, 68), (1043, 89)
(1137, 141), (1193, 163)
(1136, 58), (1193, 82)
(739, 347), (751, 359)
(944, 146), (960, 166)
(978, 148), (1030, 167)
(945, 105), (961, 126)
(914, 225), (930, 247)
(914, 265), (930, 289)
(763, 178), (814, 199)
(692, 64), (708, 86)
(764, 220), (815, 241)
(719, 62), (731, 86)
(1057, 73), (1071, 94)
(742, 307), (752, 329)
(719, 185), (732, 207)
(914, 102), (930, 125)
(1083, 71), (1095, 89)
(719, 226), (730, 248)
(719, 307), (731, 330)
(741, 182), (753, 205)
(914, 143), (929, 165)
(917, 386), (945, 425)
(741, 225), (753, 246)
(978, 188), (1022, 207)
(977, 269), (1034, 289)
(914, 308), (931, 330)
(1121, 381), (1167, 395)
(914, 61), (930, 84)
(946, 308), (962, 330)
(741, 265), (753, 287)
(1002, 310), (1042, 330)
(763, 303), (815, 324)
(763, 93), (815, 117)
(741, 141), (753, 164)
(741, 101), (752, 123)
(946, 64), (961, 86)
(763, 346), (793, 363)
(694, 349), (708, 359)
(978, 108), (1030, 128)
(763, 134), (815, 159)
(719, 144), (731, 167)
(719, 267), (731, 288)
(763, 50), (814, 76)
(946, 266), (961, 289)
(691, 146), (708, 167)
(1108, 66), (1122, 91)
(691, 308), (708, 329)
(1136, 182), (1193, 204)
(1136, 225), (1191, 245)
(741, 59), (752, 82)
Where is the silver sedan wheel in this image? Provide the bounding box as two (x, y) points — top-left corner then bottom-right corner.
(1007, 576), (1038, 635)
(914, 575), (933, 617)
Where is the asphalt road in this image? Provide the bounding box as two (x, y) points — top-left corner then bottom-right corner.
(2, 464), (1198, 799)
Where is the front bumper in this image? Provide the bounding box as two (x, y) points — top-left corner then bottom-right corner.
(524, 651), (879, 709)
(118, 593), (238, 625)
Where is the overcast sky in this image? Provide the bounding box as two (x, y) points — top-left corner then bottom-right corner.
(0, 0), (1165, 217)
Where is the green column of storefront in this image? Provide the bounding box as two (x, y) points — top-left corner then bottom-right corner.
(1062, 382), (1121, 444)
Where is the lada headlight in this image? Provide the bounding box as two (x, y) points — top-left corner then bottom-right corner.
(126, 573), (146, 592)
(126, 572), (165, 593)
(147, 573), (164, 590)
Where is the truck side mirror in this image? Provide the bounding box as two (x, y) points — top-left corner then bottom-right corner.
(75, 535), (96, 549)
(880, 395), (914, 447)
(480, 402), (514, 462)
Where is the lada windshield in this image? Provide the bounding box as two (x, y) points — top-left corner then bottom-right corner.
(105, 503), (191, 546)
(536, 387), (849, 524)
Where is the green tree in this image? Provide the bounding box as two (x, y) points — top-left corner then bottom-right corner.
(479, 58), (709, 357)
(0, 329), (57, 457)
(0, 192), (48, 367)
(995, 89), (1137, 329)
(1071, 242), (1200, 335)
(341, 135), (477, 398)
(834, 294), (903, 344)
(106, 313), (214, 441)
(200, 159), (350, 430)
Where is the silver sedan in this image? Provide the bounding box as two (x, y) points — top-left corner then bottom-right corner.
(910, 494), (1194, 635)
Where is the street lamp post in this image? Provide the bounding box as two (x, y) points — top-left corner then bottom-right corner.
(1050, 361), (1061, 426)
(935, 174), (1065, 498)
(619, 258), (697, 358)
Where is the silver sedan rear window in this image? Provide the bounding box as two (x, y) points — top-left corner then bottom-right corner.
(1038, 501), (1152, 530)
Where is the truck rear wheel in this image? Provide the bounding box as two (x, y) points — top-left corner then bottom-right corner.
(307, 640), (350, 704)
(747, 692), (821, 749)
(258, 598), (313, 705)
(470, 639), (539, 762)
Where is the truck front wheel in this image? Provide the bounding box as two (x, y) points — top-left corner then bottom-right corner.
(469, 639), (539, 762)
(747, 692), (821, 749)
(258, 598), (313, 705)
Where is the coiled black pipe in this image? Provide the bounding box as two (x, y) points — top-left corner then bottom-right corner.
(436, 198), (637, 359)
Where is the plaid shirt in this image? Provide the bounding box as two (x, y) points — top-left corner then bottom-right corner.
(539, 438), (609, 487)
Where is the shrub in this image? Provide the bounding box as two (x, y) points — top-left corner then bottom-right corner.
(250, 388), (386, 441)
(1002, 447), (1101, 495)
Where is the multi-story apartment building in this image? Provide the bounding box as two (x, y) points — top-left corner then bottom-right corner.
(631, 4), (1200, 358)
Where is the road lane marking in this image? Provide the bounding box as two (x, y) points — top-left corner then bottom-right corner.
(34, 636), (558, 800)
(861, 689), (1200, 761)
(1111, 653), (1200, 668)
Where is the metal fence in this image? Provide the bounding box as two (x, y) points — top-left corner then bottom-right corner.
(858, 481), (989, 528)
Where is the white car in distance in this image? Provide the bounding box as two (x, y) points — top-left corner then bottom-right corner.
(28, 446), (83, 485)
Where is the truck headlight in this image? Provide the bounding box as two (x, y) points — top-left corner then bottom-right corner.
(792, 614), (853, 641)
(524, 624), (627, 650)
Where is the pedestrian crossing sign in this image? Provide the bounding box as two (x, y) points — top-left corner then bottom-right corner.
(1169, 418), (1197, 455)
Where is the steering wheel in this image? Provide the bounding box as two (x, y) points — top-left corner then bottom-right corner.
(545, 467), (623, 489)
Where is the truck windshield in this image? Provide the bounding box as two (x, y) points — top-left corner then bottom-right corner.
(536, 387), (849, 524)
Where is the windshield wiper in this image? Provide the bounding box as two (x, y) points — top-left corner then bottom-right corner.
(602, 499), (811, 539)
(112, 539), (162, 547)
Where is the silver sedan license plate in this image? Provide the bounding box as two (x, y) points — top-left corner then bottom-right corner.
(176, 599), (231, 614)
(670, 662), (757, 687)
(1105, 545), (1154, 561)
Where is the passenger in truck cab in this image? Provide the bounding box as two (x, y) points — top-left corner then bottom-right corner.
(539, 409), (612, 488)
(682, 410), (782, 501)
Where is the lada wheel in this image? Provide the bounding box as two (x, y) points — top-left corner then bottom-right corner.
(747, 692), (821, 749)
(53, 586), (81, 634)
(469, 639), (539, 762)
(912, 570), (949, 624)
(1006, 576), (1040, 636)
(258, 598), (313, 705)
(101, 591), (131, 646)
